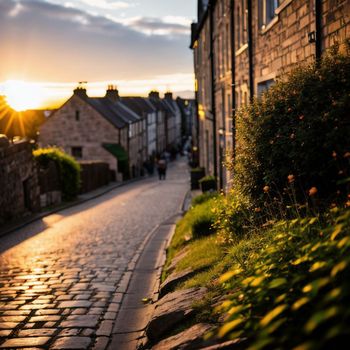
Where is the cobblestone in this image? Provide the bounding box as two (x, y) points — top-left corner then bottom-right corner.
(0, 160), (189, 349)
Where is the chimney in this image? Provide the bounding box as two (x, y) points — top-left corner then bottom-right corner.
(73, 87), (87, 98)
(105, 85), (119, 102)
(164, 92), (173, 100)
(149, 90), (160, 100)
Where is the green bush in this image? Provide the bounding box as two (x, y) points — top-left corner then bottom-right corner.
(34, 147), (81, 201)
(212, 191), (253, 243)
(218, 208), (350, 349)
(234, 42), (350, 210)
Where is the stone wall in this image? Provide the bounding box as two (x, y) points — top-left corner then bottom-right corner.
(0, 139), (40, 224)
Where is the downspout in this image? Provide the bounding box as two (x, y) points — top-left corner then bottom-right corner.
(247, 0), (254, 100)
(230, 0), (236, 162)
(210, 0), (218, 181)
(315, 0), (322, 63)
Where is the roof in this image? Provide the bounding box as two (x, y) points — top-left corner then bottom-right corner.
(103, 143), (128, 161)
(81, 96), (141, 129)
(122, 97), (155, 116)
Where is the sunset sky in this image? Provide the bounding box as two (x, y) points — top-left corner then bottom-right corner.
(0, 0), (196, 110)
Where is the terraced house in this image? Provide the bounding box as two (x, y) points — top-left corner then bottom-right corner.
(191, 0), (350, 191)
(38, 85), (146, 181)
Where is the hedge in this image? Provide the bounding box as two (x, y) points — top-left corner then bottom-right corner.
(33, 147), (81, 201)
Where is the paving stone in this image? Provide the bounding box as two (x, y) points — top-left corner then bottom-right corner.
(35, 309), (60, 315)
(2, 310), (31, 316)
(92, 337), (109, 350)
(107, 303), (119, 313)
(30, 315), (61, 322)
(59, 328), (80, 337)
(71, 308), (87, 315)
(146, 288), (207, 342)
(0, 315), (26, 322)
(60, 315), (99, 328)
(0, 330), (11, 337)
(96, 320), (113, 336)
(103, 312), (117, 320)
(20, 304), (55, 310)
(51, 337), (91, 349)
(0, 337), (50, 348)
(81, 328), (94, 336)
(18, 328), (56, 337)
(23, 323), (35, 328)
(0, 322), (19, 329)
(88, 308), (104, 315)
(58, 301), (92, 309)
(111, 293), (123, 303)
(43, 321), (57, 328)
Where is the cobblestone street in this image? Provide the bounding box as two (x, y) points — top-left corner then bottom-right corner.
(0, 159), (189, 349)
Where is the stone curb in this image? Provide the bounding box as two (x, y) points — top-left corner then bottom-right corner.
(107, 188), (191, 349)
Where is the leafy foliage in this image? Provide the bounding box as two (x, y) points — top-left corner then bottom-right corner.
(218, 209), (350, 349)
(234, 42), (350, 209)
(33, 147), (81, 200)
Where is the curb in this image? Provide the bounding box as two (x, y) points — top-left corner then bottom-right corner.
(107, 188), (191, 350)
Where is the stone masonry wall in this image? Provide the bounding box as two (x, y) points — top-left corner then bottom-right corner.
(0, 140), (40, 224)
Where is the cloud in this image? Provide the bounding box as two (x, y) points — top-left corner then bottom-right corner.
(0, 0), (193, 83)
(119, 16), (191, 36)
(78, 0), (132, 10)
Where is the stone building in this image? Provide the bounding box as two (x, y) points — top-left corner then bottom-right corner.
(38, 86), (145, 180)
(191, 0), (350, 191)
(0, 137), (40, 224)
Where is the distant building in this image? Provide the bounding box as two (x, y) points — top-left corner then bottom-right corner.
(191, 0), (350, 191)
(38, 86), (185, 180)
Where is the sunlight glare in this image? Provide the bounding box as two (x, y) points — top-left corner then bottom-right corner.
(4, 80), (46, 111)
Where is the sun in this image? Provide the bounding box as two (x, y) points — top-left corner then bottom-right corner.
(3, 80), (46, 111)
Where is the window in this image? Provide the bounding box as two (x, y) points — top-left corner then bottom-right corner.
(259, 0), (279, 29)
(72, 147), (82, 159)
(75, 110), (80, 121)
(236, 0), (248, 49)
(257, 79), (275, 95)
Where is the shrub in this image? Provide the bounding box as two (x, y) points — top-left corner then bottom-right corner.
(33, 147), (81, 201)
(212, 191), (253, 243)
(217, 208), (350, 349)
(234, 42), (350, 210)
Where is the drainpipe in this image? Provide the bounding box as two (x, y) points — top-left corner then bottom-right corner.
(230, 0), (236, 162)
(315, 0), (322, 63)
(209, 0), (218, 182)
(247, 0), (254, 100)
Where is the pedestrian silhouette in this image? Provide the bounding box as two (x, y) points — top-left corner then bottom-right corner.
(157, 157), (167, 180)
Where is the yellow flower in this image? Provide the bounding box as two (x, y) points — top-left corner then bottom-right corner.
(254, 207), (262, 213)
(288, 174), (295, 183)
(263, 186), (270, 193)
(309, 187), (318, 196)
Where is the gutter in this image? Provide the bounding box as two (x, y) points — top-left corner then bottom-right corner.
(247, 0), (254, 100)
(230, 0), (236, 162)
(209, 0), (218, 182)
(315, 0), (322, 62)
